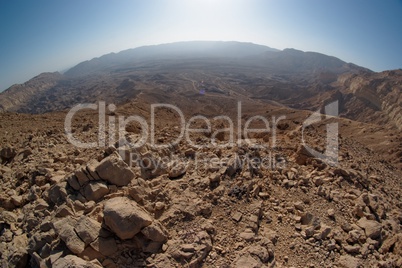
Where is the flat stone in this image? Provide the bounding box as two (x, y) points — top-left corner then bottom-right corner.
(95, 155), (135, 186)
(84, 181), (109, 202)
(327, 209), (335, 218)
(53, 255), (101, 268)
(338, 255), (361, 268)
(76, 215), (102, 245)
(103, 197), (152, 240)
(231, 212), (243, 222)
(239, 229), (255, 242)
(356, 217), (382, 240)
(343, 244), (361, 254)
(90, 237), (117, 257)
(53, 217), (85, 254)
(233, 254), (261, 268)
(181, 244), (196, 252)
(141, 222), (168, 242)
(294, 201), (304, 211)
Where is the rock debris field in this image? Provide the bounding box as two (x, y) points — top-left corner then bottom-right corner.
(0, 110), (401, 268)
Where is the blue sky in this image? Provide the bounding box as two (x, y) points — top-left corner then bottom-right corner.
(0, 0), (401, 91)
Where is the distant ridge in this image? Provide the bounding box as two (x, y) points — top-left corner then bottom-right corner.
(64, 41), (279, 77)
(1, 40), (399, 131)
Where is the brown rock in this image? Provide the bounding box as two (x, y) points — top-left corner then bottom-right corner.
(343, 244), (361, 254)
(295, 145), (314, 165)
(356, 217), (382, 240)
(76, 215), (102, 245)
(55, 204), (75, 217)
(231, 211), (243, 222)
(84, 181), (109, 202)
(95, 154), (135, 186)
(233, 254), (262, 268)
(168, 162), (186, 178)
(327, 209), (335, 219)
(75, 168), (90, 186)
(338, 255), (361, 268)
(48, 182), (68, 205)
(90, 237), (118, 257)
(379, 233), (402, 255)
(53, 217), (85, 254)
(0, 146), (17, 162)
(141, 222), (168, 242)
(128, 185), (150, 203)
(103, 197), (152, 240)
(67, 174), (80, 190)
(240, 229), (255, 242)
(53, 255), (102, 268)
(320, 225), (332, 240)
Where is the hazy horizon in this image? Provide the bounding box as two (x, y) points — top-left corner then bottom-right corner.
(1, 0), (402, 91)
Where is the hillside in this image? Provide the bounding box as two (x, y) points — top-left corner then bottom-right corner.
(0, 41), (401, 267)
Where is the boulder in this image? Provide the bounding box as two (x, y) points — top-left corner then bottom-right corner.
(233, 254), (261, 268)
(76, 215), (102, 245)
(338, 255), (361, 268)
(103, 197), (152, 240)
(53, 217), (85, 254)
(356, 217), (382, 240)
(67, 174), (80, 190)
(7, 234), (29, 268)
(90, 237), (118, 257)
(75, 168), (90, 186)
(84, 181), (109, 202)
(295, 145), (314, 165)
(0, 146), (17, 162)
(141, 222), (169, 242)
(168, 162), (186, 178)
(95, 155), (135, 186)
(53, 255), (102, 268)
(48, 182), (68, 205)
(379, 233), (402, 255)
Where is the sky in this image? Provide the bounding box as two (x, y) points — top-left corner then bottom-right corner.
(0, 0), (401, 91)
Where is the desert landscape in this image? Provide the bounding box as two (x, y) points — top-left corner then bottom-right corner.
(0, 41), (401, 267)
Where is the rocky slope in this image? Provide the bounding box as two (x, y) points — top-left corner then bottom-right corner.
(1, 42), (399, 132)
(0, 41), (401, 267)
(0, 102), (401, 267)
(0, 72), (63, 113)
(0, 41), (369, 115)
(336, 70), (402, 130)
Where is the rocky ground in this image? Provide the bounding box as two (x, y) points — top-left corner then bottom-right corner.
(0, 105), (401, 268)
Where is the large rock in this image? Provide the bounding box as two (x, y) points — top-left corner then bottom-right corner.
(356, 217), (382, 240)
(53, 217), (85, 254)
(95, 155), (135, 186)
(90, 237), (118, 256)
(168, 162), (186, 178)
(53, 255), (102, 268)
(0, 146), (17, 162)
(233, 254), (261, 268)
(295, 145), (314, 165)
(104, 197), (153, 240)
(84, 181), (109, 202)
(338, 255), (362, 268)
(379, 233), (402, 255)
(141, 222), (169, 242)
(48, 182), (68, 205)
(7, 234), (29, 268)
(76, 215), (102, 245)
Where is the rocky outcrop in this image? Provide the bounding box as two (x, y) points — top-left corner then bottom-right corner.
(0, 94), (402, 267)
(337, 70), (402, 130)
(0, 72), (63, 113)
